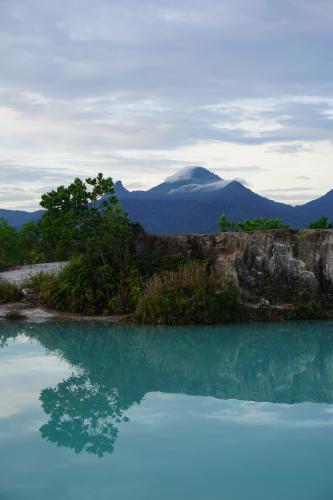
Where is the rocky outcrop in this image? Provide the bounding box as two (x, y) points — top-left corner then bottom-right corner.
(0, 262), (68, 286)
(135, 229), (333, 316)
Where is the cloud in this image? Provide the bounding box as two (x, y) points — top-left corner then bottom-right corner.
(234, 178), (250, 186)
(205, 96), (333, 144)
(219, 166), (266, 172)
(205, 400), (333, 429)
(0, 164), (75, 209)
(271, 143), (311, 154)
(0, 164), (72, 183)
(260, 187), (320, 204)
(0, 0), (332, 208)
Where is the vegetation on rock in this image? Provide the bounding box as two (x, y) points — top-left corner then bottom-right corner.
(219, 214), (290, 232)
(134, 261), (238, 324)
(28, 258), (142, 315)
(0, 279), (22, 304)
(308, 216), (333, 229)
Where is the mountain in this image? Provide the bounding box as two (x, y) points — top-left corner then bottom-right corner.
(294, 189), (333, 222)
(0, 208), (43, 228)
(1, 166), (332, 234)
(114, 166), (309, 234)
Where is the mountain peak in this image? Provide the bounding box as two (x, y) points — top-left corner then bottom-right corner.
(164, 166), (222, 186)
(114, 180), (131, 197)
(145, 166), (229, 197)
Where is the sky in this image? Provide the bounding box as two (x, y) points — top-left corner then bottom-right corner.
(0, 0), (332, 210)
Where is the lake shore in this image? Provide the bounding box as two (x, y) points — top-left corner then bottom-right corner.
(0, 301), (126, 323)
(2, 233), (333, 325)
(1, 299), (332, 324)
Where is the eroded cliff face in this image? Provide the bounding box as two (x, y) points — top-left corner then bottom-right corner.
(135, 229), (333, 317)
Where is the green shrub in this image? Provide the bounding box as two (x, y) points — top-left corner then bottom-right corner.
(135, 252), (190, 279)
(134, 261), (239, 325)
(26, 271), (60, 308)
(296, 300), (323, 319)
(308, 216), (333, 229)
(219, 214), (290, 232)
(28, 258), (142, 315)
(0, 279), (22, 304)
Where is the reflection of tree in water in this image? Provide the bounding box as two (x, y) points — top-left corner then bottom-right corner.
(40, 374), (129, 457)
(0, 323), (21, 348)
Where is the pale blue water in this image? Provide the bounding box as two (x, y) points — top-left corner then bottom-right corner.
(1, 321), (333, 499)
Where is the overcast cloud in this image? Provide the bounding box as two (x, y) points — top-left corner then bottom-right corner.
(0, 0), (332, 209)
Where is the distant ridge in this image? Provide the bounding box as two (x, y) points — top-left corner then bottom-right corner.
(1, 167), (332, 234)
(114, 166), (327, 234)
(0, 208), (43, 228)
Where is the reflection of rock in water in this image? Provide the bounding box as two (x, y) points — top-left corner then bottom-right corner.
(2, 321), (333, 456)
(29, 321), (333, 404)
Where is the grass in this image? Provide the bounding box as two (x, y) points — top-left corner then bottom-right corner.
(134, 261), (239, 325)
(24, 271), (59, 308)
(0, 279), (22, 304)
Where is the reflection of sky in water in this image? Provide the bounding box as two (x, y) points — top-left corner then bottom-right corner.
(0, 335), (72, 421)
(0, 327), (333, 500)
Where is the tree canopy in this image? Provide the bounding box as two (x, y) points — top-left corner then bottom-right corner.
(39, 173), (131, 262)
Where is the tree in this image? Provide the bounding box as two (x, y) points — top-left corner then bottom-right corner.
(219, 214), (230, 233)
(19, 221), (45, 264)
(35, 174), (140, 314)
(236, 217), (290, 231)
(219, 215), (290, 232)
(309, 216), (333, 230)
(0, 218), (21, 270)
(39, 173), (131, 262)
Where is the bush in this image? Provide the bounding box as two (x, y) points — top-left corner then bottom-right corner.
(134, 261), (239, 325)
(28, 258), (142, 315)
(135, 252), (190, 279)
(309, 217), (333, 229)
(25, 271), (60, 308)
(219, 214), (290, 232)
(0, 279), (22, 304)
(296, 300), (323, 319)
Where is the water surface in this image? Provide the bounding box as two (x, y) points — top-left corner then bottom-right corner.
(1, 321), (333, 499)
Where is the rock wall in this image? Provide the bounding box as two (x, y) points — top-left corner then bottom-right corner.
(135, 229), (333, 313)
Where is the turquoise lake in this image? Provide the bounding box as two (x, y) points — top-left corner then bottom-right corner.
(1, 321), (333, 499)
